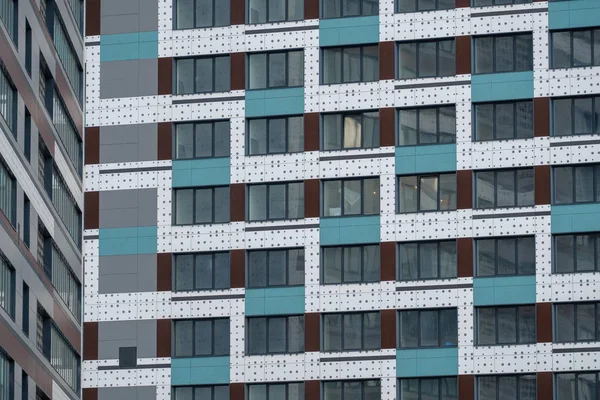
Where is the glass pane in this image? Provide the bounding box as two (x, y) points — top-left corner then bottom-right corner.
(176, 0), (194, 29)
(497, 238), (516, 275)
(552, 31), (572, 69)
(343, 246), (362, 283)
(576, 304), (595, 341)
(288, 0), (304, 21)
(401, 379), (419, 400)
(554, 166), (574, 204)
(323, 48), (342, 85)
(344, 180), (362, 215)
(439, 39), (456, 77)
(477, 308), (496, 345)
(323, 113), (342, 151)
(418, 41), (437, 78)
(249, 385), (267, 400)
(175, 189), (194, 225)
(322, 0), (341, 18)
(195, 254), (213, 289)
(496, 170), (516, 207)
(363, 313), (380, 349)
(419, 242), (438, 279)
(399, 42), (417, 79)
(288, 383), (305, 400)
(175, 255), (194, 291)
(214, 253), (230, 289)
(175, 387), (193, 400)
(343, 114), (361, 149)
(573, 30), (593, 67)
(362, 45), (379, 82)
(249, 118), (267, 155)
(248, 0), (267, 23)
(477, 239), (496, 277)
(439, 241), (457, 278)
(519, 375), (537, 400)
(517, 236), (536, 275)
(399, 243), (418, 281)
(496, 102), (515, 139)
(268, 250), (286, 286)
(287, 116), (304, 153)
(419, 176), (439, 211)
(516, 101), (534, 139)
(288, 315), (304, 353)
(267, 118), (286, 154)
(268, 184), (286, 220)
(555, 304), (575, 342)
(498, 376), (517, 399)
(595, 29), (600, 66)
(343, 313), (362, 349)
(287, 182), (304, 219)
(249, 53), (267, 90)
(363, 178), (380, 215)
(213, 121), (230, 157)
(248, 251), (267, 287)
(323, 314), (342, 351)
(288, 51), (304, 87)
(268, 0), (286, 22)
(578, 374), (597, 400)
(342, 0), (360, 16)
(400, 311), (418, 347)
(194, 320), (212, 355)
(195, 58), (213, 92)
(420, 310), (439, 346)
(195, 123), (213, 158)
(214, 56), (230, 92)
(268, 317), (286, 353)
(214, 319), (229, 355)
(248, 318), (267, 354)
(517, 168), (534, 207)
(362, 111), (379, 148)
(440, 309), (458, 346)
(323, 247), (343, 284)
(475, 37), (494, 74)
(515, 34), (533, 71)
(215, 0), (230, 26)
(556, 374), (576, 400)
(214, 186), (230, 223)
(439, 106), (456, 143)
(397, 0), (416, 12)
(399, 109), (418, 145)
(342, 47), (361, 83)
(497, 307), (517, 344)
(478, 377), (496, 400)
(518, 306), (536, 344)
(288, 249), (305, 285)
(576, 235), (595, 272)
(575, 166), (594, 202)
(268, 53), (286, 87)
(248, 185), (267, 221)
(439, 173), (456, 210)
(574, 97), (593, 135)
(553, 98), (572, 136)
(399, 176), (418, 213)
(363, 245), (380, 282)
(419, 107), (437, 144)
(176, 123), (194, 159)
(324, 180), (342, 216)
(475, 104), (494, 141)
(176, 59), (194, 94)
(196, 0), (213, 27)
(555, 235), (575, 273)
(363, 380), (380, 400)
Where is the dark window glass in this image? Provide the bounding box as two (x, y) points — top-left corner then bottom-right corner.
(0, 257), (14, 319)
(175, 0), (230, 28)
(555, 302), (600, 343)
(174, 318), (230, 357)
(247, 316), (305, 354)
(398, 240), (457, 281)
(475, 236), (535, 277)
(552, 96), (600, 136)
(398, 39), (456, 79)
(554, 233), (600, 274)
(247, 383), (305, 400)
(0, 160), (15, 226)
(175, 120), (230, 159)
(53, 11), (83, 104)
(399, 377), (458, 400)
(397, 173), (456, 213)
(322, 312), (380, 351)
(247, 116), (303, 155)
(173, 186), (230, 225)
(474, 101), (534, 140)
(322, 244), (380, 284)
(174, 252), (230, 291)
(322, 178), (380, 217)
(475, 168), (534, 209)
(175, 56), (230, 94)
(477, 375), (536, 400)
(555, 372), (600, 400)
(472, 0), (533, 7)
(173, 385), (230, 400)
(553, 165), (600, 205)
(322, 111), (380, 150)
(398, 106), (456, 146)
(322, 45), (379, 84)
(248, 0), (304, 24)
(52, 91), (83, 176)
(551, 28), (600, 69)
(476, 305), (536, 345)
(247, 182), (304, 221)
(247, 248), (305, 288)
(322, 0), (378, 18)
(398, 309), (458, 348)
(323, 380), (381, 400)
(0, 0), (16, 42)
(248, 50), (304, 89)
(397, 0), (455, 12)
(474, 33), (533, 74)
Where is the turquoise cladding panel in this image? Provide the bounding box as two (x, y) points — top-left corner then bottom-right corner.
(395, 144), (457, 175)
(171, 356), (230, 385)
(551, 203), (600, 234)
(245, 286), (305, 316)
(172, 158), (231, 187)
(396, 348), (458, 378)
(98, 226), (157, 256)
(473, 276), (536, 306)
(471, 71), (534, 102)
(100, 31), (158, 62)
(319, 16), (379, 46)
(320, 215), (381, 245)
(245, 87), (304, 117)
(549, 0), (600, 29)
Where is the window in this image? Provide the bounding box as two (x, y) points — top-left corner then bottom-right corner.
(52, 92), (82, 175)
(247, 383), (305, 400)
(396, 0), (455, 12)
(553, 165), (600, 205)
(322, 177), (380, 217)
(247, 248), (304, 288)
(476, 305), (535, 345)
(477, 374), (536, 400)
(473, 101), (534, 141)
(118, 347), (136, 368)
(67, 0), (83, 32)
(321, 244), (379, 284)
(174, 0), (230, 29)
(553, 96), (600, 136)
(555, 372), (600, 400)
(475, 168), (534, 209)
(247, 315), (304, 355)
(173, 318), (230, 357)
(173, 386), (229, 400)
(0, 160), (15, 225)
(248, 0), (303, 24)
(473, 0), (532, 5)
(0, 0), (16, 42)
(21, 370), (28, 400)
(322, 111), (379, 150)
(174, 252), (230, 291)
(247, 116), (304, 155)
(0, 350), (13, 400)
(53, 11), (83, 103)
(398, 240), (457, 281)
(25, 21), (32, 76)
(22, 282), (29, 336)
(397, 173), (457, 213)
(474, 33), (533, 74)
(50, 325), (80, 392)
(175, 120), (230, 159)
(248, 50), (304, 89)
(398, 377), (458, 400)
(175, 56), (230, 95)
(554, 233), (600, 274)
(0, 257), (14, 318)
(24, 110), (32, 162)
(23, 197), (30, 247)
(322, 45), (379, 85)
(52, 167), (82, 248)
(322, 312), (380, 351)
(398, 309), (457, 348)
(555, 302), (600, 343)
(173, 186), (230, 225)
(551, 28), (600, 69)
(323, 380), (381, 400)
(322, 0), (378, 19)
(475, 237), (535, 277)
(247, 182), (304, 221)
(51, 244), (81, 321)
(398, 106), (456, 146)
(0, 66), (17, 134)
(398, 39), (456, 79)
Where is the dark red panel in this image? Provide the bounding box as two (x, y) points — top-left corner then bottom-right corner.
(304, 113), (320, 152)
(305, 381), (320, 400)
(230, 0), (245, 25)
(230, 249), (245, 288)
(459, 375), (474, 400)
(231, 53), (245, 90)
(84, 192), (99, 230)
(456, 36), (472, 75)
(158, 58), (173, 96)
(304, 179), (320, 218)
(157, 253), (172, 292)
(535, 165), (551, 205)
(230, 184), (246, 222)
(534, 97), (550, 137)
(85, 127), (100, 165)
(83, 322), (98, 361)
(379, 108), (395, 147)
(156, 319), (171, 357)
(457, 170), (473, 210)
(157, 122), (172, 161)
(305, 313), (320, 352)
(537, 372), (553, 400)
(457, 238), (473, 278)
(380, 242), (396, 281)
(379, 42), (395, 80)
(536, 303), (553, 343)
(380, 309), (396, 349)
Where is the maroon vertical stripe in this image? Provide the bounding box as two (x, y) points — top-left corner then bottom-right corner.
(84, 192), (99, 230)
(156, 319), (171, 357)
(457, 238), (473, 278)
(85, 127), (100, 165)
(158, 58), (173, 96)
(304, 113), (320, 152)
(380, 242), (396, 281)
(230, 249), (245, 288)
(456, 170), (473, 210)
(157, 253), (172, 292)
(380, 309), (397, 349)
(83, 322), (98, 361)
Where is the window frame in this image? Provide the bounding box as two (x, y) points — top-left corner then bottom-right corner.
(173, 251), (231, 292)
(554, 371), (600, 400)
(246, 382), (306, 400)
(554, 302), (600, 343)
(175, 55), (231, 95)
(472, 100), (534, 141)
(172, 385), (231, 400)
(474, 168), (535, 209)
(397, 172), (457, 213)
(247, 0), (304, 24)
(551, 27), (600, 69)
(321, 177), (380, 217)
(320, 44), (380, 85)
(0, 256), (15, 319)
(553, 233), (600, 274)
(397, 38), (456, 79)
(397, 105), (457, 146)
(247, 50), (304, 90)
(321, 311), (381, 352)
(475, 305), (536, 345)
(396, 0), (455, 13)
(397, 376), (459, 400)
(174, 120), (230, 160)
(0, 159), (16, 226)
(475, 236), (536, 277)
(174, 0), (231, 30)
(0, 65), (17, 135)
(0, 349), (14, 400)
(552, 165), (600, 205)
(246, 181), (304, 222)
(397, 308), (458, 349)
(173, 186), (230, 225)
(321, 0), (379, 19)
(321, 110), (380, 151)
(473, 33), (534, 74)
(551, 95), (600, 137)
(246, 115), (304, 156)
(472, 0), (533, 6)
(320, 244), (380, 285)
(173, 318), (230, 357)
(476, 374), (537, 400)
(397, 240), (457, 281)
(246, 315), (305, 355)
(246, 248), (305, 288)
(322, 379), (381, 400)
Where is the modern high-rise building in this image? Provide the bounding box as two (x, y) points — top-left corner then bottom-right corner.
(83, 0), (600, 399)
(0, 0), (84, 400)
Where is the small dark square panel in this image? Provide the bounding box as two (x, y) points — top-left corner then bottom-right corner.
(119, 347), (137, 368)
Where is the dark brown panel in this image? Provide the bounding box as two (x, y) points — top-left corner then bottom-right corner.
(380, 242), (396, 281)
(230, 249), (245, 288)
(231, 53), (245, 90)
(456, 36), (472, 75)
(230, 184), (246, 222)
(53, 303), (81, 354)
(86, 0), (101, 36)
(230, 0), (245, 25)
(230, 383), (245, 400)
(379, 42), (395, 80)
(536, 303), (553, 343)
(456, 0), (470, 7)
(456, 170), (473, 210)
(457, 238), (473, 278)
(157, 122), (172, 161)
(458, 375), (474, 400)
(379, 108), (395, 148)
(85, 127), (100, 165)
(305, 313), (320, 352)
(305, 381), (320, 400)
(304, 0), (319, 19)
(157, 253), (172, 292)
(84, 192), (99, 230)
(537, 372), (553, 400)
(535, 165), (551, 205)
(304, 113), (320, 151)
(156, 319), (171, 357)
(534, 97), (550, 137)
(380, 309), (396, 349)
(158, 57), (173, 96)
(83, 388), (99, 400)
(304, 179), (320, 218)
(83, 322), (98, 361)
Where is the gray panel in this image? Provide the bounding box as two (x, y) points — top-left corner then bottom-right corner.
(101, 14), (140, 35)
(138, 0), (159, 32)
(137, 320), (157, 358)
(99, 188), (157, 228)
(137, 188), (158, 226)
(100, 209), (139, 228)
(99, 124), (158, 163)
(98, 386), (157, 400)
(100, 124), (139, 146)
(100, 189), (139, 210)
(100, 144), (141, 163)
(98, 273), (138, 294)
(137, 387), (157, 400)
(100, 60), (140, 99)
(137, 253), (157, 292)
(99, 254), (139, 275)
(137, 59), (158, 97)
(101, 0), (140, 16)
(137, 124), (158, 161)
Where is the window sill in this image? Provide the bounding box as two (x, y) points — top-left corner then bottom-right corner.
(472, 137), (534, 143)
(320, 214), (380, 219)
(171, 354), (230, 359)
(397, 345), (458, 350)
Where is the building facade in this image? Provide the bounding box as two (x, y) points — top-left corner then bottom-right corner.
(0, 0), (84, 400)
(83, 0), (600, 400)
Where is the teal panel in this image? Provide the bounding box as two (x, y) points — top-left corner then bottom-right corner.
(100, 32), (158, 62)
(549, 0), (600, 29)
(245, 286), (305, 316)
(245, 87), (304, 117)
(171, 356), (230, 385)
(473, 276), (536, 306)
(172, 158), (231, 187)
(471, 71), (534, 102)
(320, 215), (380, 245)
(396, 348), (458, 378)
(551, 203), (600, 234)
(395, 144), (457, 175)
(99, 226), (157, 256)
(319, 16), (380, 46)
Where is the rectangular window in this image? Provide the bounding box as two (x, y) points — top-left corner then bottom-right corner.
(322, 0), (378, 19)
(322, 311), (380, 351)
(173, 186), (230, 225)
(24, 110), (31, 162)
(25, 21), (32, 76)
(475, 236), (535, 277)
(21, 370), (27, 400)
(323, 380), (381, 400)
(248, 0), (303, 24)
(247, 315), (305, 355)
(553, 96), (600, 137)
(174, 0), (230, 29)
(398, 308), (458, 348)
(474, 33), (533, 74)
(52, 167), (82, 248)
(555, 372), (600, 400)
(50, 325), (80, 392)
(554, 233), (600, 274)
(23, 196), (30, 247)
(0, 350), (13, 400)
(248, 50), (304, 89)
(51, 244), (81, 322)
(322, 111), (380, 151)
(0, 257), (14, 319)
(553, 165), (600, 205)
(247, 248), (304, 288)
(321, 244), (380, 284)
(52, 91), (82, 175)
(175, 56), (230, 95)
(247, 382), (305, 400)
(174, 120), (230, 159)
(53, 11), (83, 103)
(0, 66), (17, 134)
(551, 28), (600, 69)
(247, 182), (304, 221)
(174, 252), (230, 291)
(398, 377), (458, 400)
(0, 0), (16, 42)
(554, 302), (600, 343)
(173, 318), (230, 357)
(476, 305), (535, 345)
(398, 106), (456, 146)
(397, 173), (457, 213)
(22, 282), (29, 336)
(247, 116), (304, 155)
(473, 0), (532, 5)
(322, 177), (380, 217)
(396, 0), (455, 12)
(173, 385), (229, 400)
(322, 45), (379, 85)
(473, 100), (534, 141)
(398, 39), (456, 79)
(475, 168), (534, 209)
(67, 0), (83, 32)
(0, 160), (15, 225)
(398, 240), (457, 281)
(477, 374), (537, 400)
